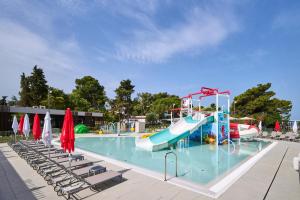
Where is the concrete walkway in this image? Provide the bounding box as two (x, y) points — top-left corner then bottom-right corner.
(0, 141), (299, 200)
(0, 144), (63, 200)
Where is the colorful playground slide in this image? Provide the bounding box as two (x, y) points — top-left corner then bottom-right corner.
(230, 123), (259, 140)
(135, 116), (214, 151)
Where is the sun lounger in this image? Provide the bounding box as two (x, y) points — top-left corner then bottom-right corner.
(20, 147), (57, 158)
(279, 133), (286, 140)
(34, 154), (84, 173)
(293, 153), (300, 183)
(59, 171), (122, 199)
(10, 139), (121, 198)
(270, 131), (278, 139)
(275, 132), (282, 140)
(48, 153), (69, 159)
(61, 160), (93, 169)
(287, 133), (297, 141)
(42, 160), (94, 180)
(24, 148), (62, 162)
(50, 165), (106, 188)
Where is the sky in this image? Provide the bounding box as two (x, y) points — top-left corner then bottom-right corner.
(0, 0), (299, 119)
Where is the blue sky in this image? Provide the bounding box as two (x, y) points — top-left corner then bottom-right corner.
(0, 0), (299, 119)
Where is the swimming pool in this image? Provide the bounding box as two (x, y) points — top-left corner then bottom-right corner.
(74, 137), (271, 186)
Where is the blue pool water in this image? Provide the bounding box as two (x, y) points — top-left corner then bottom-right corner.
(75, 137), (270, 185)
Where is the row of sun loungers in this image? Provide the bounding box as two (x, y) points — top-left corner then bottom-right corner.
(9, 140), (122, 200)
(258, 131), (300, 142)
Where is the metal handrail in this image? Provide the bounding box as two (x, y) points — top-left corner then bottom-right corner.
(164, 151), (178, 181)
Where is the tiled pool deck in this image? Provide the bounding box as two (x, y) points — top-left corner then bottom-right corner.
(0, 138), (299, 200)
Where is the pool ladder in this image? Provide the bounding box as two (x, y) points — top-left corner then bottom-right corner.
(164, 151), (178, 181)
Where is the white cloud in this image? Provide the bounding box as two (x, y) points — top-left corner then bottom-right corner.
(0, 19), (84, 97)
(0, 0), (240, 98)
(115, 6), (239, 63)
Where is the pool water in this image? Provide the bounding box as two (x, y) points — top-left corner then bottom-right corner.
(75, 137), (270, 185)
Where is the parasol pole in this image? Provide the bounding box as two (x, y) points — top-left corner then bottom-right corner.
(69, 153), (71, 168)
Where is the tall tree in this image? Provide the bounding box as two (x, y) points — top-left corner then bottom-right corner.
(8, 96), (18, 106)
(72, 76), (106, 110)
(114, 79), (135, 121)
(69, 92), (91, 111)
(41, 87), (71, 110)
(30, 65), (48, 106)
(150, 95), (181, 119)
(133, 92), (153, 115)
(233, 83), (292, 127)
(19, 73), (32, 106)
(0, 96), (8, 105)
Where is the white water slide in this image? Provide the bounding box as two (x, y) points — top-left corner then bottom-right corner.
(135, 116), (214, 151)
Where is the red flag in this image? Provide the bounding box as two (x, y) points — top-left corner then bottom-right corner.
(18, 115), (24, 135)
(60, 108), (75, 153)
(33, 113), (41, 140)
(274, 120), (281, 132)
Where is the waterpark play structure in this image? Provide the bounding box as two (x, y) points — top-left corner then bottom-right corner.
(136, 87), (259, 151)
(230, 123), (259, 140)
(136, 87), (232, 151)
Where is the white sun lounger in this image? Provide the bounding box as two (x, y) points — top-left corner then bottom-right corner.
(293, 153), (300, 183)
(60, 171), (122, 199)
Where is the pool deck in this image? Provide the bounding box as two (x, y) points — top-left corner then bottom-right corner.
(0, 139), (299, 200)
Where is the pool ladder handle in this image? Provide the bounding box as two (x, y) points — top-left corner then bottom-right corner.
(164, 151), (178, 181)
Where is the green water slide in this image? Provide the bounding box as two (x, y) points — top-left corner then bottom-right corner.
(136, 116), (214, 151)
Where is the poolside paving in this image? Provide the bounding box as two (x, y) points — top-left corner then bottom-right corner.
(0, 140), (299, 200)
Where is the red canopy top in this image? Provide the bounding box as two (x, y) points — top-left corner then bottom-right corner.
(18, 115), (24, 135)
(33, 113), (41, 140)
(60, 108), (75, 153)
(181, 87), (230, 99)
(274, 120), (281, 132)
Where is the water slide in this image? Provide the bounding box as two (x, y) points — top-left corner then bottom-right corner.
(230, 123), (259, 140)
(136, 115), (214, 151)
(238, 124), (259, 138)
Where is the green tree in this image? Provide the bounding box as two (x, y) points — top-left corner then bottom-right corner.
(19, 73), (32, 106)
(40, 87), (71, 109)
(146, 112), (158, 125)
(150, 95), (181, 119)
(72, 76), (106, 110)
(0, 96), (7, 105)
(29, 65), (48, 106)
(233, 83), (292, 127)
(114, 79), (135, 121)
(133, 92), (153, 115)
(152, 92), (171, 100)
(69, 92), (91, 111)
(8, 96), (18, 106)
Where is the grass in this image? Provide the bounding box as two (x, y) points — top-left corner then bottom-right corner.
(0, 135), (34, 143)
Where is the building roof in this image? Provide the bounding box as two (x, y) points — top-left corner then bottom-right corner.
(9, 106), (103, 117)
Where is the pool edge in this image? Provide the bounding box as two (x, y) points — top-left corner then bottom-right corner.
(52, 138), (277, 199)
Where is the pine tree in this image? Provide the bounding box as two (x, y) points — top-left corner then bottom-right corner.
(19, 73), (32, 106)
(71, 76), (106, 111)
(29, 65), (48, 106)
(114, 79), (135, 121)
(232, 83), (292, 127)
